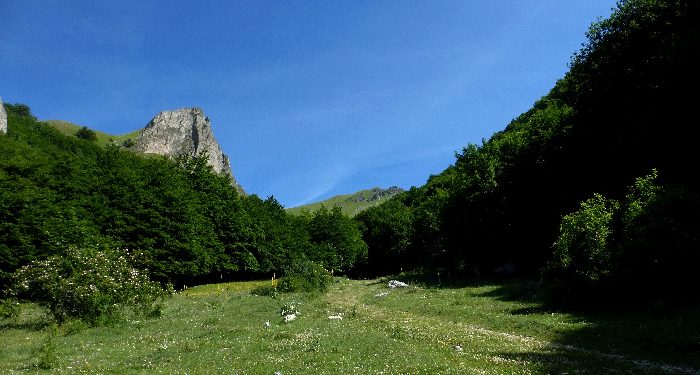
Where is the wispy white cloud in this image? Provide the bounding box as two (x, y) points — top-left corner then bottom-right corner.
(287, 163), (357, 207)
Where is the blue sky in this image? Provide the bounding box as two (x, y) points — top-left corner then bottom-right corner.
(0, 1), (618, 207)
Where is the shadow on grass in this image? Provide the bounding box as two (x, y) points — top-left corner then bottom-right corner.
(493, 315), (700, 374)
(0, 303), (55, 331)
(392, 270), (700, 373)
(480, 279), (700, 373)
(0, 316), (54, 331)
(384, 270), (499, 289)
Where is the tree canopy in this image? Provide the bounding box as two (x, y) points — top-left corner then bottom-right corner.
(0, 104), (366, 291)
(356, 0), (699, 305)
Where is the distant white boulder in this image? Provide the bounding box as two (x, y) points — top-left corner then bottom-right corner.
(388, 280), (408, 288)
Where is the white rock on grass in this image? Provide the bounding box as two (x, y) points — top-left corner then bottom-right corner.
(328, 314), (343, 320)
(374, 292), (389, 298)
(283, 314), (296, 323)
(388, 280), (408, 288)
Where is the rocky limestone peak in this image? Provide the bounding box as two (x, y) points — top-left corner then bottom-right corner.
(0, 97), (7, 134)
(134, 107), (243, 192)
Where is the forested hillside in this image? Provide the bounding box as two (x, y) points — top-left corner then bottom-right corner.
(0, 105), (366, 290)
(2, 0), (698, 310)
(356, 0), (699, 305)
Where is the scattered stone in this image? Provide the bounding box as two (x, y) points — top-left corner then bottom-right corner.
(388, 280), (408, 288)
(264, 321), (271, 328)
(283, 314), (296, 323)
(374, 292), (389, 298)
(454, 345), (464, 352)
(328, 314), (343, 320)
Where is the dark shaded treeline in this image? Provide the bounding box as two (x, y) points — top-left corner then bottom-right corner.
(0, 106), (366, 290)
(355, 0), (699, 305)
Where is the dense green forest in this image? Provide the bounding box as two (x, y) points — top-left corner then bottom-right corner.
(1, 0), (698, 310)
(0, 105), (366, 291)
(356, 0), (699, 306)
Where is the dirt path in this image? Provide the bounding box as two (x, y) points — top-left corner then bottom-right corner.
(326, 280), (699, 375)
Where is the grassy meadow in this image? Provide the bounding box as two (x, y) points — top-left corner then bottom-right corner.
(1, 277), (698, 374)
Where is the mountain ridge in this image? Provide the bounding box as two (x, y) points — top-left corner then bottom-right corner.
(287, 186), (404, 217)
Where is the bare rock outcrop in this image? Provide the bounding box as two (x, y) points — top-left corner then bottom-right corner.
(0, 97), (7, 134)
(134, 107), (243, 192)
(346, 186), (404, 203)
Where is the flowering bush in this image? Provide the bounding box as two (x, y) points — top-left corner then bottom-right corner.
(11, 247), (168, 324)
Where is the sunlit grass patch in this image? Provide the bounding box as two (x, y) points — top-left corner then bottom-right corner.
(180, 279), (269, 297)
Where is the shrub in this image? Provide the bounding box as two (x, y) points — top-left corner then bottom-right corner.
(0, 298), (20, 319)
(616, 172), (700, 302)
(75, 126), (97, 141)
(11, 247), (168, 325)
(546, 170), (700, 306)
(550, 193), (619, 285)
(250, 284), (278, 297)
(278, 259), (333, 294)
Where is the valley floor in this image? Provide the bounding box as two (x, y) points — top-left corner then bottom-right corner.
(1, 278), (698, 374)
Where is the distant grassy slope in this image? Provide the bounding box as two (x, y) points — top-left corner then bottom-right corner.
(288, 186), (404, 217)
(44, 120), (140, 147)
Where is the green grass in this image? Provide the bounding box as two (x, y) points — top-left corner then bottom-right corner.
(1, 277), (698, 374)
(287, 187), (403, 217)
(44, 120), (140, 147)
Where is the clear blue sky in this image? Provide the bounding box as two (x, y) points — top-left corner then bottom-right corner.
(0, 1), (618, 208)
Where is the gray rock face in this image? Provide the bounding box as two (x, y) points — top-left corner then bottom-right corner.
(134, 108), (242, 192)
(0, 97), (7, 134)
(346, 186), (404, 203)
